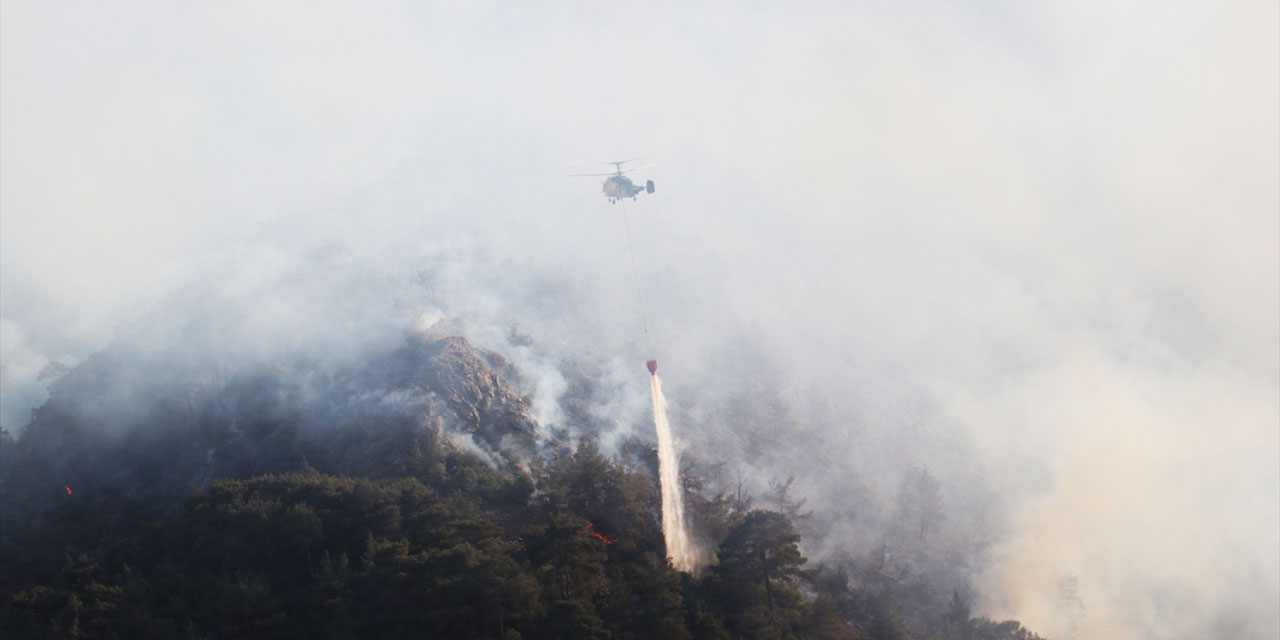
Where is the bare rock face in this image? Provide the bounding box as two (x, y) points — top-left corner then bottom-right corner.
(383, 335), (539, 455)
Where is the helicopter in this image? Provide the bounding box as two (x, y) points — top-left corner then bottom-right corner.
(569, 156), (656, 204)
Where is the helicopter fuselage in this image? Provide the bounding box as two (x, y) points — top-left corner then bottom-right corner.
(603, 175), (641, 199)
(602, 174), (655, 204)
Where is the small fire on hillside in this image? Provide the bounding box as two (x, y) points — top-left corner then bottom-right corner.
(587, 522), (616, 545)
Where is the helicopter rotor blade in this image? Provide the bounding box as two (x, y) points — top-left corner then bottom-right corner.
(575, 162), (657, 177)
(566, 172), (616, 177)
(601, 153), (659, 166)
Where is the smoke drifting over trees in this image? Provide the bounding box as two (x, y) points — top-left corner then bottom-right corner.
(2, 2), (1277, 638)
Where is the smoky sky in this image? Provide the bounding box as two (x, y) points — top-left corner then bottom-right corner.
(2, 1), (1277, 637)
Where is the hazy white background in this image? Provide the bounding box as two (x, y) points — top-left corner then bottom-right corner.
(3, 1), (1277, 637)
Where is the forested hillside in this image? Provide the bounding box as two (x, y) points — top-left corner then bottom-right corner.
(0, 332), (1045, 639)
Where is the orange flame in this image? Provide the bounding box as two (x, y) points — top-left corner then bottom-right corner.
(65, 486), (72, 495)
(587, 522), (616, 545)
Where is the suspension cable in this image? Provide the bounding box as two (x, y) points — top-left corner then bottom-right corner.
(619, 200), (649, 334)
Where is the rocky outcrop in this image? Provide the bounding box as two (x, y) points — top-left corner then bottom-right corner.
(383, 335), (539, 455)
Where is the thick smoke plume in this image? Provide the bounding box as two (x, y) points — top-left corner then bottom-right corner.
(2, 2), (1276, 638)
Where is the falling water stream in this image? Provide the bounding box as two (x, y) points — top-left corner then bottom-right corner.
(650, 373), (703, 574)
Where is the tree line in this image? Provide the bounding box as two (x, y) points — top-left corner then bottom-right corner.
(2, 433), (1042, 639)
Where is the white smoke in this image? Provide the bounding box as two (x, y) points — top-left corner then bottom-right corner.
(2, 2), (1275, 637)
